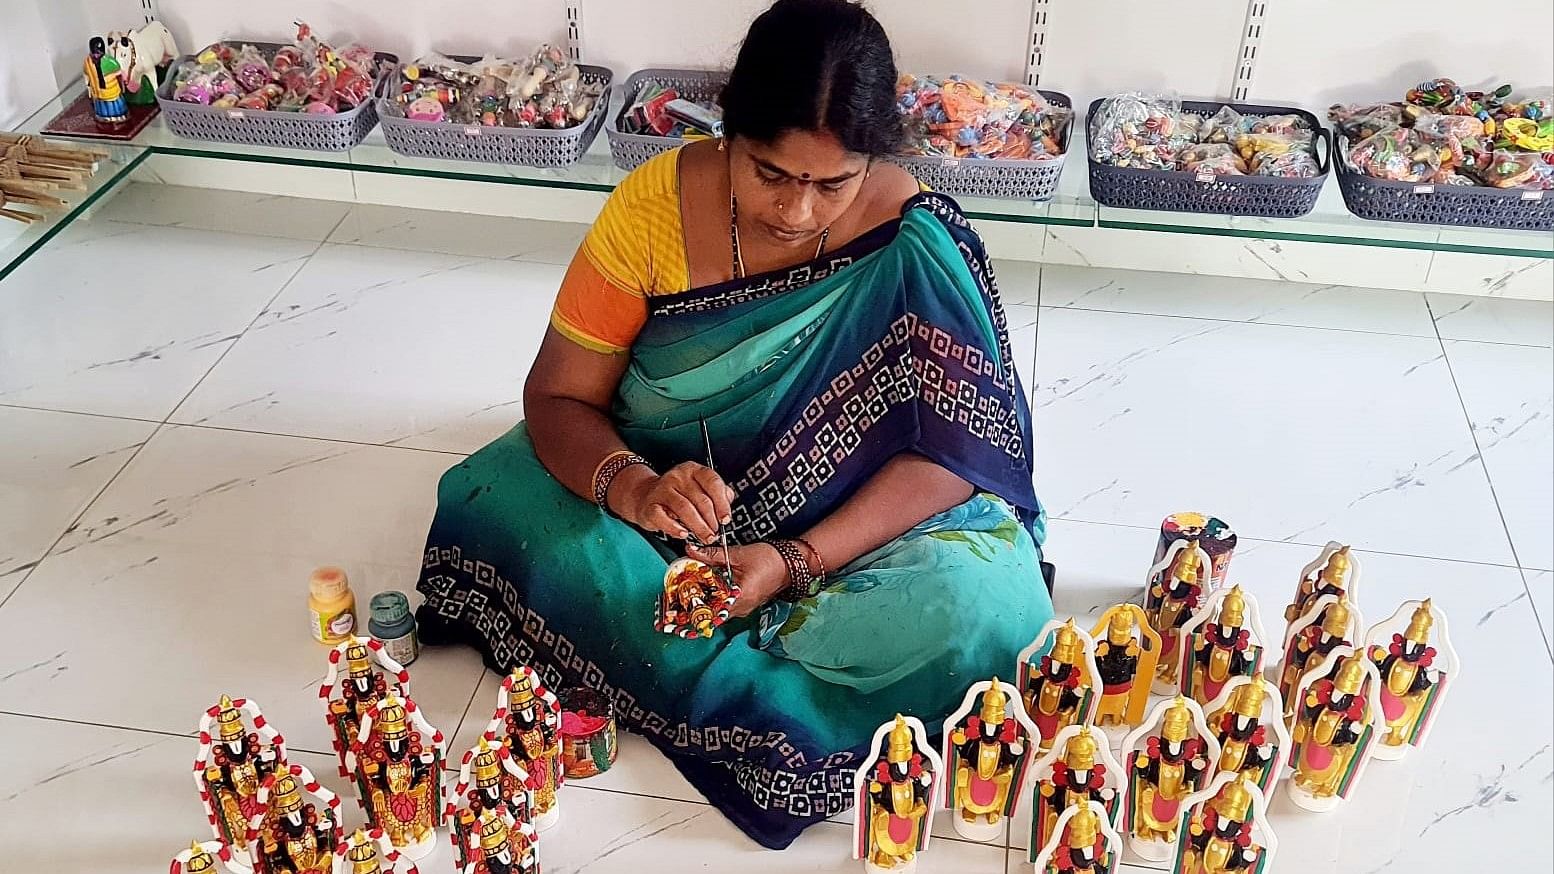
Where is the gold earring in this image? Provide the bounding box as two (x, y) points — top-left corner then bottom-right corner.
(718, 138), (726, 152)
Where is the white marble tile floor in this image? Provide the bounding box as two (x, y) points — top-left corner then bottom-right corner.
(1, 185), (1549, 873)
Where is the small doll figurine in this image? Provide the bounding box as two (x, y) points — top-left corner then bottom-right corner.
(444, 736), (533, 869)
(332, 828), (420, 874)
(1177, 586), (1269, 708)
(459, 806), (539, 874)
(172, 840), (245, 874)
(1144, 539), (1214, 693)
(1277, 595), (1362, 721)
(493, 665), (564, 831)
(1120, 696), (1219, 862)
(193, 694), (284, 860)
(1089, 604), (1161, 728)
(1201, 677), (1290, 793)
(1286, 648), (1384, 812)
(852, 714), (943, 874)
(1365, 599), (1457, 761)
(1283, 543), (1360, 634)
(84, 36), (129, 126)
(1016, 619), (1102, 751)
(940, 676), (1042, 842)
(1030, 801), (1123, 874)
(244, 763), (341, 874)
(320, 636), (411, 780)
(1173, 773), (1277, 874)
(1028, 725), (1125, 861)
(656, 557), (740, 639)
(350, 694), (445, 859)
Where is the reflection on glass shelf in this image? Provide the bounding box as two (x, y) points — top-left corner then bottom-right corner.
(12, 82), (1553, 260)
(0, 148), (147, 283)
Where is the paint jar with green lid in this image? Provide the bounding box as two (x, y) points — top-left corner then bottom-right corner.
(367, 590), (418, 666)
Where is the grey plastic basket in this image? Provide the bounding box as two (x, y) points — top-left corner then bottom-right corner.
(607, 68), (727, 172)
(1086, 99), (1330, 218)
(1331, 134), (1554, 231)
(377, 56), (613, 168)
(887, 90), (1073, 201)
(155, 42), (396, 152)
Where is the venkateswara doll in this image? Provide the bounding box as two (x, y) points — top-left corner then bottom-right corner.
(1278, 595), (1362, 722)
(1202, 677), (1290, 792)
(493, 665), (564, 831)
(1365, 599), (1457, 762)
(332, 828), (420, 874)
(1144, 539), (1214, 693)
(458, 806), (538, 874)
(350, 695), (444, 859)
(1284, 542), (1360, 631)
(1120, 696), (1220, 862)
(1173, 773), (1277, 874)
(171, 840), (244, 874)
(244, 763), (341, 874)
(321, 636), (411, 780)
(940, 677), (1041, 842)
(1030, 800), (1123, 874)
(1089, 604), (1161, 729)
(1286, 649), (1383, 812)
(1177, 586), (1269, 708)
(852, 714), (943, 874)
(1028, 725), (1124, 862)
(1017, 619), (1102, 750)
(445, 735), (533, 869)
(656, 557), (741, 639)
(194, 694), (283, 860)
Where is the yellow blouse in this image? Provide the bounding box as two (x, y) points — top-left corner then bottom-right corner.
(549, 149), (690, 354)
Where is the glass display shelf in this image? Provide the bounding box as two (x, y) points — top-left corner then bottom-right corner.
(0, 144), (148, 283)
(6, 81), (1550, 283)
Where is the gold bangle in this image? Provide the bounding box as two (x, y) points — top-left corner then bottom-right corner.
(592, 450), (650, 510)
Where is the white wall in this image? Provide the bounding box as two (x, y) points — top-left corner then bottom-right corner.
(0, 0), (58, 129)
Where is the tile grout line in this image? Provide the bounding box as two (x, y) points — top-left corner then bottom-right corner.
(0, 401), (471, 458)
(1042, 302), (1463, 343)
(1422, 296), (1552, 660)
(0, 214), (350, 615)
(1052, 513), (1530, 570)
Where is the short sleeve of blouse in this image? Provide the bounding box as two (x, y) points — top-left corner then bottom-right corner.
(549, 151), (683, 354)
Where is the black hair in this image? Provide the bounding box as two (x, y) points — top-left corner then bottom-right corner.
(721, 0), (903, 157)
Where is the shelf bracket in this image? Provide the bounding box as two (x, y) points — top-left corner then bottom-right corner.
(1232, 0), (1270, 101)
(1024, 0), (1052, 87)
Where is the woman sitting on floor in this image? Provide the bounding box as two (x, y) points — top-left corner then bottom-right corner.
(415, 0), (1053, 848)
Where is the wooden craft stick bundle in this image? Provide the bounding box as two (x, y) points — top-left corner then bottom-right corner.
(1, 147), (88, 190)
(0, 131), (109, 164)
(0, 189), (43, 224)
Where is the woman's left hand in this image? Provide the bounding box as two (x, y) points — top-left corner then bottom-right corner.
(686, 542), (789, 618)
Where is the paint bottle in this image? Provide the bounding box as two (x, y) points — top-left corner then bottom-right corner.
(368, 590), (419, 666)
(308, 566), (357, 645)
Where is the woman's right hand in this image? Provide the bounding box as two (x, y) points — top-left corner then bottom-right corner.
(608, 462), (736, 543)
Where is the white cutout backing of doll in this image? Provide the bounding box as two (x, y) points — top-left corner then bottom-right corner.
(1362, 599), (1458, 763)
(1026, 723), (1127, 863)
(1030, 799), (1124, 874)
(1200, 675), (1293, 793)
(1143, 539), (1218, 695)
(939, 677), (1044, 843)
(1118, 696), (1222, 863)
(852, 714), (946, 873)
(1015, 619), (1106, 745)
(349, 693), (446, 861)
(1175, 585), (1271, 707)
(1284, 644), (1385, 813)
(1170, 771), (1279, 874)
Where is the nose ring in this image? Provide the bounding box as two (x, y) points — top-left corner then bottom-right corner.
(776, 202), (786, 211)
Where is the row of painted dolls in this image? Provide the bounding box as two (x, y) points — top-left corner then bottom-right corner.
(847, 538), (1457, 874)
(174, 636), (562, 874)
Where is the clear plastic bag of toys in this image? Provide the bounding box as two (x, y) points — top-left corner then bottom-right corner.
(171, 50), (240, 106)
(1089, 91), (1182, 169)
(1167, 111), (1204, 152)
(1178, 143), (1244, 175)
(1328, 103), (1405, 140)
(1235, 130), (1319, 177)
(1199, 105), (1245, 145)
(896, 74), (1067, 160)
(1344, 126), (1440, 182)
(1255, 146), (1320, 178)
(230, 44), (271, 93)
(1477, 150), (1552, 188)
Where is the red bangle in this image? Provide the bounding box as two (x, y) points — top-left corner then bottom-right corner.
(794, 537), (827, 581)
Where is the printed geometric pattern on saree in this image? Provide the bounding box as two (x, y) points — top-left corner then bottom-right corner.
(420, 548), (862, 818)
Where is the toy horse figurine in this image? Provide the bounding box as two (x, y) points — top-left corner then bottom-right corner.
(940, 677), (1041, 843)
(853, 715), (943, 874)
(107, 21), (178, 106)
(1365, 600), (1457, 761)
